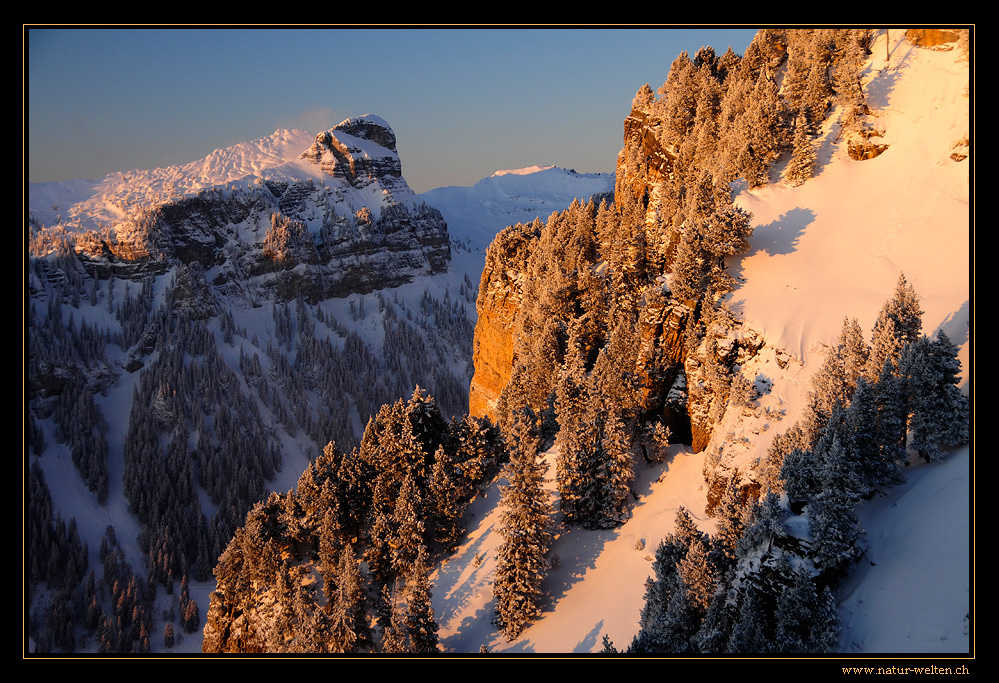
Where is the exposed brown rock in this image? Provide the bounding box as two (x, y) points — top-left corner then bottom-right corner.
(468, 220), (541, 421)
(905, 28), (962, 49)
(691, 420), (714, 455)
(704, 469), (761, 517)
(614, 107), (676, 222)
(636, 292), (695, 440)
(846, 129), (890, 161)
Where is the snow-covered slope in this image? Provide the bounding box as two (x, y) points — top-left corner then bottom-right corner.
(28, 114), (434, 234)
(730, 37), (970, 369)
(426, 29), (971, 656)
(421, 165), (614, 255)
(29, 128), (319, 230)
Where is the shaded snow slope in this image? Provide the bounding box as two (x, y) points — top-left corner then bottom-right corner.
(838, 444), (970, 653)
(432, 443), (716, 653)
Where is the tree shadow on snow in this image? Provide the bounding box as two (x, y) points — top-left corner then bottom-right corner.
(536, 454), (676, 628)
(746, 207), (815, 259)
(542, 520), (621, 612)
(933, 299), (970, 348)
(573, 620), (605, 653)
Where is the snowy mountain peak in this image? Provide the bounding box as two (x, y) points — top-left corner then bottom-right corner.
(420, 165), (614, 253)
(28, 115), (423, 233)
(299, 114), (406, 191)
(27, 114), (450, 301)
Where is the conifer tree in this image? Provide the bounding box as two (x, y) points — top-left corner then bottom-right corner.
(329, 545), (370, 653)
(678, 535), (715, 613)
(767, 558), (840, 653)
(900, 331), (970, 463)
(804, 332), (854, 439)
(808, 432), (864, 575)
(633, 83), (655, 110)
(429, 445), (464, 550)
(379, 583), (410, 653)
(711, 470), (747, 572)
(832, 29), (870, 136)
(726, 584), (773, 653)
(866, 273), (923, 380)
(405, 547), (440, 653)
(669, 227), (708, 304)
(872, 357), (908, 467)
(390, 472), (426, 577)
(737, 489), (790, 558)
(179, 574), (199, 633)
(493, 408), (551, 641)
(596, 407), (636, 527)
(691, 590), (730, 654)
(839, 316), (871, 394)
(785, 122), (817, 186)
(866, 315), (902, 383)
(629, 506), (713, 653)
(759, 422), (809, 495)
(848, 376), (902, 492)
(554, 333), (593, 523)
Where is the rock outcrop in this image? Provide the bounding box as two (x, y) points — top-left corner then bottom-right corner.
(614, 108), (676, 218)
(637, 293), (696, 443)
(905, 28), (964, 49)
(469, 104), (684, 424)
(614, 107), (680, 259)
(468, 220), (541, 421)
(299, 115), (405, 190)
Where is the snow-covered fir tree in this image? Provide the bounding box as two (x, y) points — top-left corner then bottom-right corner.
(493, 407), (552, 641)
(900, 330), (971, 463)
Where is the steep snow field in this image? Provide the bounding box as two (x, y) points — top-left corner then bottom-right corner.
(28, 129), (320, 230)
(426, 30), (971, 658)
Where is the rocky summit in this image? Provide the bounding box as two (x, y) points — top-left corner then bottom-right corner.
(28, 115), (451, 304)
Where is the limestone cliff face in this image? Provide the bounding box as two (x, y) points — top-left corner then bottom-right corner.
(614, 107), (676, 220)
(468, 106), (687, 426)
(614, 105), (688, 276)
(299, 115), (405, 191)
(469, 105), (685, 426)
(468, 220), (541, 421)
(904, 28), (965, 49)
(637, 293), (696, 443)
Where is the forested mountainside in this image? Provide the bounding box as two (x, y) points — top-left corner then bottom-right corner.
(197, 28), (969, 655)
(25, 112), (611, 653)
(476, 28), (969, 654)
(25, 115), (475, 653)
(26, 27), (970, 657)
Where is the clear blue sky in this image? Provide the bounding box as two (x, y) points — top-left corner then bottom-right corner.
(26, 27), (758, 194)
